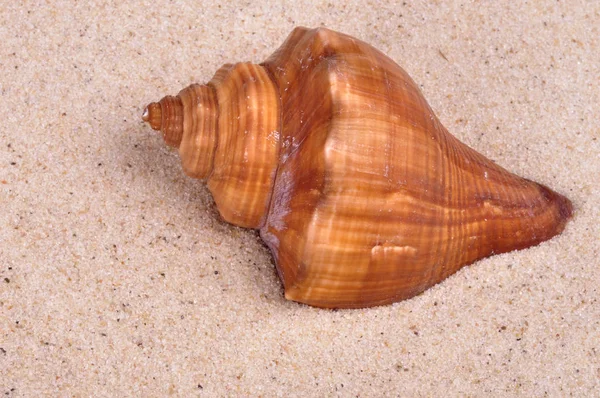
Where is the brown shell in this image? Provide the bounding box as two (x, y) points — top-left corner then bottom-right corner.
(142, 27), (572, 308)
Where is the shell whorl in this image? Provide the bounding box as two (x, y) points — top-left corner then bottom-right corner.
(142, 96), (184, 148)
(143, 64), (281, 228)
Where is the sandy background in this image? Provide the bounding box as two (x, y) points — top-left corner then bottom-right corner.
(1, 1), (599, 396)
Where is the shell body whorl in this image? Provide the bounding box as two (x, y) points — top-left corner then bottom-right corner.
(142, 27), (572, 308)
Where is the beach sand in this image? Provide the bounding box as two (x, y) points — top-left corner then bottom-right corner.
(1, 1), (598, 396)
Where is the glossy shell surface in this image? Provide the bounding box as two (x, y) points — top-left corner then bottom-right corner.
(143, 27), (572, 308)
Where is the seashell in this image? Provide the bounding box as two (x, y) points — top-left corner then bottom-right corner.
(141, 27), (572, 308)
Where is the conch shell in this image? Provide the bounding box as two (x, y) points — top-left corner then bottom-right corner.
(141, 27), (572, 308)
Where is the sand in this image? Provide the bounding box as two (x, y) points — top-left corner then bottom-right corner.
(1, 1), (598, 396)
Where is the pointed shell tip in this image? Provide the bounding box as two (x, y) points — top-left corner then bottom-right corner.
(142, 102), (163, 131)
(142, 106), (149, 121)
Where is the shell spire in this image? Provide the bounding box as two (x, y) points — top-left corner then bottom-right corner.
(141, 27), (573, 308)
(142, 96), (184, 147)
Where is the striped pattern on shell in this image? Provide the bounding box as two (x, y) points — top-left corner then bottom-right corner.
(142, 27), (572, 308)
